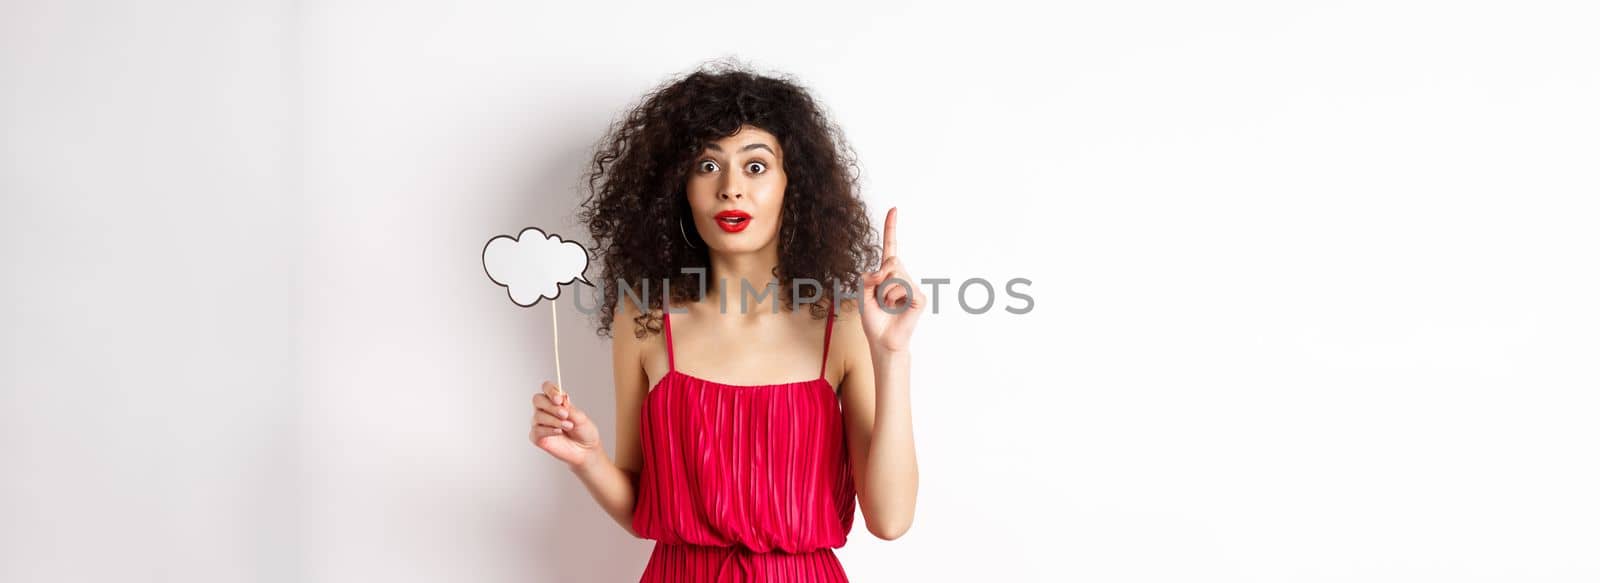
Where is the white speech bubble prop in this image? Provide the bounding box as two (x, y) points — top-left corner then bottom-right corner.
(482, 227), (593, 397)
(483, 227), (592, 307)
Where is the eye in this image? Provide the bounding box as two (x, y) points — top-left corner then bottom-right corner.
(698, 159), (719, 173)
(746, 161), (766, 174)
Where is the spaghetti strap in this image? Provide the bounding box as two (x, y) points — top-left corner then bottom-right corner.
(662, 307), (676, 373)
(819, 302), (836, 380)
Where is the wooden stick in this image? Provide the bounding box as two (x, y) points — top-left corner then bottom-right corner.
(551, 299), (564, 399)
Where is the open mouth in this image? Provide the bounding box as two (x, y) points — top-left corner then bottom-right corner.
(714, 210), (752, 233)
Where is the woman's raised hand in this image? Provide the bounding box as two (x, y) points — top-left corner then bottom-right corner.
(530, 381), (603, 469)
(860, 206), (927, 354)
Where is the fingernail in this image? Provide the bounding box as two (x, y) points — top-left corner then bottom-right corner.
(559, 409), (569, 419)
(562, 421), (574, 429)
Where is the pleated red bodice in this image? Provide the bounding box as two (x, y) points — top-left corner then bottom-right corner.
(632, 304), (856, 582)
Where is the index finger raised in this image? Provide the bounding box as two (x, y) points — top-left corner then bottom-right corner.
(882, 206), (898, 261)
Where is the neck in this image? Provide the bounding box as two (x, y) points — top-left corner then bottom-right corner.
(706, 242), (782, 318)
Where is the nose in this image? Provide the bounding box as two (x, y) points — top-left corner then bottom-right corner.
(717, 172), (744, 200)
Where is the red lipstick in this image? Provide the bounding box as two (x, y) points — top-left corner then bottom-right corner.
(714, 210), (752, 233)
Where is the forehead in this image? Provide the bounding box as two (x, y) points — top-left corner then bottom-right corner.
(704, 125), (781, 154)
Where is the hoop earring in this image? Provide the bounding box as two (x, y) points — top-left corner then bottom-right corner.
(679, 216), (698, 248)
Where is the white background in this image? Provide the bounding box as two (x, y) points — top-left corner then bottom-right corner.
(5, 1), (1598, 581)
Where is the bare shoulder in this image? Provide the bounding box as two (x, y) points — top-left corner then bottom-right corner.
(828, 298), (869, 377)
(611, 297), (646, 362)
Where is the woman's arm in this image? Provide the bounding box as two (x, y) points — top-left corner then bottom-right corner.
(839, 305), (920, 541)
(842, 206), (925, 540)
(557, 302), (649, 537)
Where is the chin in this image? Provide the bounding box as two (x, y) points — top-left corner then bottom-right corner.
(706, 231), (778, 254)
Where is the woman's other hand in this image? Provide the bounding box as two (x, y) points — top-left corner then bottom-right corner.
(530, 381), (603, 470)
(860, 206), (926, 354)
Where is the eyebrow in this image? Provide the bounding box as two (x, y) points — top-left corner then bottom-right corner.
(704, 142), (776, 156)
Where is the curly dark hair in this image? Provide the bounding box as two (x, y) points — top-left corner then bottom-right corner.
(577, 58), (879, 339)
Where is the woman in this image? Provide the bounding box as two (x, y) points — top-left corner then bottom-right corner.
(529, 61), (923, 582)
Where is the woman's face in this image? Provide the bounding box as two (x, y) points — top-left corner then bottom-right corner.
(685, 124), (787, 255)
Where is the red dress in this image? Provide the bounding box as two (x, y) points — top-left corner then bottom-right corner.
(632, 304), (856, 582)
